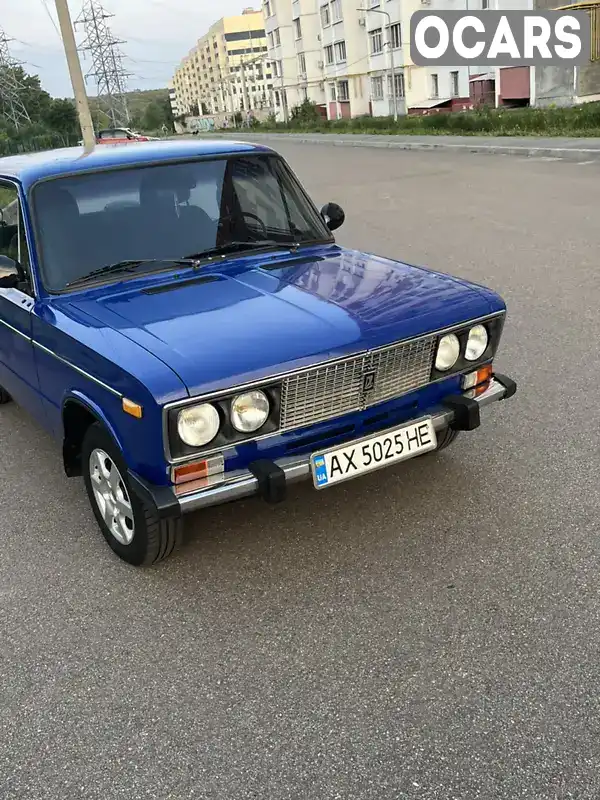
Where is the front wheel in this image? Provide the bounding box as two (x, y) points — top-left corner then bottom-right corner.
(82, 422), (183, 566)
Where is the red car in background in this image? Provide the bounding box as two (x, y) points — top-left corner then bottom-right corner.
(79, 128), (159, 145)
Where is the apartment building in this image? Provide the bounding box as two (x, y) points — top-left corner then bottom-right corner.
(172, 9), (275, 118)
(263, 0), (537, 119)
(264, 0), (373, 120)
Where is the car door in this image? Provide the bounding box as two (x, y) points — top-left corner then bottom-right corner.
(0, 180), (42, 419)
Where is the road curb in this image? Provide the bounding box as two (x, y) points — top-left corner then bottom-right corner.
(190, 132), (600, 162)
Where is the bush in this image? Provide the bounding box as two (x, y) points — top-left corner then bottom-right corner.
(256, 100), (600, 138)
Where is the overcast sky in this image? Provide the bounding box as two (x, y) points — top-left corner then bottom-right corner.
(5, 0), (254, 97)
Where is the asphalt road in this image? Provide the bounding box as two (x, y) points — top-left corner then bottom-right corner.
(2, 145), (599, 800)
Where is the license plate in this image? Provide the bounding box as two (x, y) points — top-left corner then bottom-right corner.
(311, 417), (437, 489)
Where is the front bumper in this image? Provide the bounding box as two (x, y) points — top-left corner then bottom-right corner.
(128, 374), (516, 520)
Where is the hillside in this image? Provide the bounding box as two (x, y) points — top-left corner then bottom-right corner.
(88, 88), (172, 131)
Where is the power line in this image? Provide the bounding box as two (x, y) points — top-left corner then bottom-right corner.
(39, 0), (62, 38)
(0, 27), (32, 129)
(75, 0), (131, 127)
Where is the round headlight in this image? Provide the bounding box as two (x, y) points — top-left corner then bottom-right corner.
(177, 403), (220, 447)
(435, 333), (461, 371)
(465, 324), (489, 361)
(231, 390), (270, 433)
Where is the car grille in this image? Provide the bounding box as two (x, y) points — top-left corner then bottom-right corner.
(279, 334), (436, 432)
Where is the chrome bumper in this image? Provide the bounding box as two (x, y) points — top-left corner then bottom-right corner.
(169, 375), (515, 515)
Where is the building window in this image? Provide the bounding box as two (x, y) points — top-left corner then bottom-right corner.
(431, 73), (439, 98)
(273, 60), (279, 76)
(330, 82), (337, 101)
(321, 4), (331, 26)
(294, 17), (302, 39)
(331, 0), (342, 22)
(370, 28), (383, 54)
(334, 40), (346, 62)
(265, 0), (271, 15)
(275, 91), (281, 107)
(371, 75), (384, 100)
(298, 52), (306, 74)
(325, 44), (334, 64)
(338, 79), (349, 101)
(268, 32), (274, 48)
(450, 70), (459, 97)
(274, 28), (281, 46)
(302, 87), (308, 100)
(388, 72), (405, 97)
(389, 23), (401, 49)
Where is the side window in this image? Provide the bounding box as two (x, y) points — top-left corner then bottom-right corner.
(0, 183), (30, 277)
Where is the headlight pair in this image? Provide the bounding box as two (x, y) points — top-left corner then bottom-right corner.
(435, 324), (489, 372)
(178, 389), (270, 447)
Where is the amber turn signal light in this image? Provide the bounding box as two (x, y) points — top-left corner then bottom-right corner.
(462, 364), (493, 398)
(122, 398), (143, 419)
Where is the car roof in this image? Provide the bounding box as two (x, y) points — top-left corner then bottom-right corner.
(0, 138), (276, 191)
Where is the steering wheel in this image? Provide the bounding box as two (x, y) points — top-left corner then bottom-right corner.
(242, 211), (268, 239)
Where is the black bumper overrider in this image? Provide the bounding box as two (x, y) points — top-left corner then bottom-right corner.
(128, 374), (517, 519)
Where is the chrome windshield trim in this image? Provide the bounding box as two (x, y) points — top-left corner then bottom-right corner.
(32, 341), (122, 398)
(162, 310), (506, 464)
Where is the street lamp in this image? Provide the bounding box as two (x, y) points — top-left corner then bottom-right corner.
(357, 6), (397, 122)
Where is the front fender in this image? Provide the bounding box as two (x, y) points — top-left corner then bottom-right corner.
(61, 390), (128, 478)
(63, 390), (127, 452)
(60, 385), (171, 486)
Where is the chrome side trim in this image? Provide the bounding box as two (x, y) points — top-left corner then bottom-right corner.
(32, 341), (122, 398)
(176, 377), (508, 513)
(162, 310), (506, 464)
(0, 315), (32, 341)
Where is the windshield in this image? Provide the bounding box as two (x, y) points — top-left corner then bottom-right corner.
(31, 154), (333, 291)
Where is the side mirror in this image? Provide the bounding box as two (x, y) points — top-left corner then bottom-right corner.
(321, 202), (345, 232)
(0, 255), (19, 288)
(0, 254), (27, 290)
(0, 254), (17, 273)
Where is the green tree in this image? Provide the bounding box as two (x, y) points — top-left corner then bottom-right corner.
(142, 100), (166, 131)
(45, 98), (78, 136)
(12, 66), (52, 123)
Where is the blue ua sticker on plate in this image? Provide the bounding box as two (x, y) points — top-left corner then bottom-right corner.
(312, 455), (329, 487)
(310, 417), (437, 490)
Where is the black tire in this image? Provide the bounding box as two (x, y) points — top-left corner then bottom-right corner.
(82, 422), (183, 566)
(435, 426), (460, 452)
(0, 387), (12, 404)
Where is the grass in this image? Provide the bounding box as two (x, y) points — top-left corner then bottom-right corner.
(249, 102), (600, 138)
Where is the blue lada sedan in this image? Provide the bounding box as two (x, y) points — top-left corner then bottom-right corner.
(0, 140), (516, 566)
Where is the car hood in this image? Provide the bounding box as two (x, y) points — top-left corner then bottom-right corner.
(67, 246), (501, 398)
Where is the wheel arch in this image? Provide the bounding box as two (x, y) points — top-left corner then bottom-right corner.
(62, 392), (125, 478)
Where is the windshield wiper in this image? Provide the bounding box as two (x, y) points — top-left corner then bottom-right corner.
(65, 258), (198, 288)
(184, 240), (299, 260)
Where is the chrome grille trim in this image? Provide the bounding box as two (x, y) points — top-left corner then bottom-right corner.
(279, 335), (436, 432)
(161, 311), (506, 464)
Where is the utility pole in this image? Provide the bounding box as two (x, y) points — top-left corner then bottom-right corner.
(240, 58), (249, 118)
(54, 0), (96, 148)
